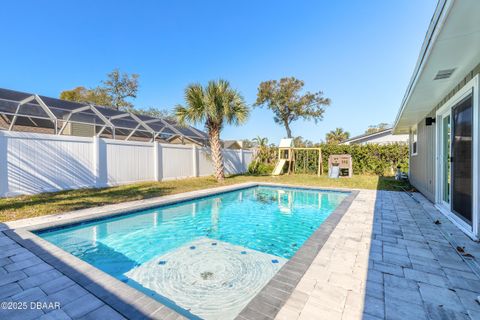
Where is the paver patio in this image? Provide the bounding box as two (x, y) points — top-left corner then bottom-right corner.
(1, 188), (479, 319)
(276, 190), (480, 320)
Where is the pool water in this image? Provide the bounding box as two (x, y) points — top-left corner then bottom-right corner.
(37, 186), (348, 319)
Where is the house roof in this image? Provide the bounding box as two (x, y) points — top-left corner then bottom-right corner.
(341, 128), (393, 144)
(0, 87), (208, 143)
(223, 140), (243, 149)
(393, 0), (480, 134)
(166, 134), (206, 146)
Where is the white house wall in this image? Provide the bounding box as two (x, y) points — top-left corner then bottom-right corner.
(409, 110), (437, 202)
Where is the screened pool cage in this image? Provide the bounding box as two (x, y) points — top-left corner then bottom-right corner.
(0, 88), (209, 145)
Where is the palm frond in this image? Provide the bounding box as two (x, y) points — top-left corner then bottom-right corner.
(177, 79), (249, 131)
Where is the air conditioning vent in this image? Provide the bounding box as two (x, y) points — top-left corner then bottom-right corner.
(434, 68), (455, 80)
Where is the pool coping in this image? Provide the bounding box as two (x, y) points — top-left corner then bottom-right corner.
(2, 182), (358, 320)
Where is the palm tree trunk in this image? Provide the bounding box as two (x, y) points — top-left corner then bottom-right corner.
(209, 125), (225, 182)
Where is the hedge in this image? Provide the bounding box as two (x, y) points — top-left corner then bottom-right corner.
(320, 143), (409, 176)
(248, 143), (409, 176)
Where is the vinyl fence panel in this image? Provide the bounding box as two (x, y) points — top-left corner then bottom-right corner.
(160, 144), (194, 180)
(198, 147), (215, 177)
(2, 132), (95, 196)
(223, 150), (243, 175)
(104, 139), (155, 185)
(0, 131), (254, 197)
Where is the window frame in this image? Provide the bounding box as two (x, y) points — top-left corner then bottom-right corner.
(411, 126), (418, 156)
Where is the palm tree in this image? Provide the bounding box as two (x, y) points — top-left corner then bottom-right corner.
(252, 136), (268, 148)
(325, 128), (350, 144)
(252, 136), (270, 163)
(175, 80), (249, 182)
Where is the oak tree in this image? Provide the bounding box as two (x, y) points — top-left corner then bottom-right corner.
(254, 77), (330, 138)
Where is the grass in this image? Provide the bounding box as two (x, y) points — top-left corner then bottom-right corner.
(0, 174), (411, 223)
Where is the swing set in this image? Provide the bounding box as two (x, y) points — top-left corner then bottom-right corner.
(272, 139), (323, 176)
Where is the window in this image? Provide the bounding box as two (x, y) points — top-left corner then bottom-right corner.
(411, 127), (418, 156)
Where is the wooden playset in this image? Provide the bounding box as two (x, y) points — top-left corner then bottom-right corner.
(272, 139), (323, 176)
(271, 139), (353, 178)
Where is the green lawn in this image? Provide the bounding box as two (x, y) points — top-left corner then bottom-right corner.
(0, 174), (411, 223)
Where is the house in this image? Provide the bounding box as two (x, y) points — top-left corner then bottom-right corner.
(341, 128), (408, 145)
(393, 0), (480, 239)
(166, 135), (206, 146)
(222, 140), (245, 149)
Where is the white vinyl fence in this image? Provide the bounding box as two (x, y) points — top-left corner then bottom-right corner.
(0, 131), (254, 197)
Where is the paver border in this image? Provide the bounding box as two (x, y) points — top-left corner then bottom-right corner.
(2, 182), (358, 320)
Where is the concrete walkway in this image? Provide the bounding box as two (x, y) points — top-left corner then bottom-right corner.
(276, 190), (480, 320)
(1, 189), (479, 319)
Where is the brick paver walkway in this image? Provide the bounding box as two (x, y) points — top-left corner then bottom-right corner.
(276, 190), (480, 320)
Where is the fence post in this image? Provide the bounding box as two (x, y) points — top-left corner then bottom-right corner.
(192, 144), (198, 177)
(93, 137), (107, 187)
(239, 148), (244, 172)
(154, 142), (163, 181)
(93, 137), (100, 187)
(0, 132), (8, 197)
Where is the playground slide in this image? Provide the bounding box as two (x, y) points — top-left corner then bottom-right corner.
(272, 159), (287, 176)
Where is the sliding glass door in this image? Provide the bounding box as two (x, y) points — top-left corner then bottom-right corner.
(439, 92), (474, 228)
(451, 94), (473, 224)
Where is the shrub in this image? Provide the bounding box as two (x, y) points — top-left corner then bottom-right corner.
(320, 143), (408, 176)
(248, 161), (276, 175)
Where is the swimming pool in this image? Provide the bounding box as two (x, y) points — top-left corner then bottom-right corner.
(37, 186), (348, 319)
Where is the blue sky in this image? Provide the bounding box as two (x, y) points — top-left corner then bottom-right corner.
(0, 0), (437, 143)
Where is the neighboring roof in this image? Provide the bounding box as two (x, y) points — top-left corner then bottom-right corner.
(0, 87), (208, 143)
(166, 134), (206, 146)
(341, 128), (393, 144)
(223, 140), (243, 149)
(393, 0), (480, 133)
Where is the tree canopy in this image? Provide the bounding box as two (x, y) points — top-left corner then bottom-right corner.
(325, 128), (350, 144)
(59, 69), (176, 119)
(293, 136), (314, 147)
(254, 77), (330, 138)
(59, 69), (160, 114)
(59, 86), (112, 107)
(102, 69), (139, 111)
(365, 122), (390, 134)
(134, 107), (175, 120)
